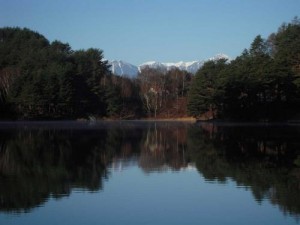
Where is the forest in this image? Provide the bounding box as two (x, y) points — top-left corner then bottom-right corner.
(188, 18), (300, 121)
(0, 17), (299, 121)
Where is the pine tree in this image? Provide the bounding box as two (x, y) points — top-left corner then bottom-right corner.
(187, 59), (227, 118)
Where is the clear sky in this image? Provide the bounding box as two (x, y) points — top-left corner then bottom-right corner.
(0, 0), (299, 65)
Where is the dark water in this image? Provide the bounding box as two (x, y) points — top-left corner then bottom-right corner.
(0, 121), (300, 225)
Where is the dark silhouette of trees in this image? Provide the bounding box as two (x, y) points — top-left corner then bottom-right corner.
(187, 59), (227, 119)
(187, 123), (300, 216)
(188, 18), (300, 121)
(0, 27), (146, 120)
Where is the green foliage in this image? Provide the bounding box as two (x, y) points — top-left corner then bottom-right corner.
(104, 85), (122, 118)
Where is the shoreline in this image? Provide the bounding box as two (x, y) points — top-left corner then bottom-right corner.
(0, 117), (300, 125)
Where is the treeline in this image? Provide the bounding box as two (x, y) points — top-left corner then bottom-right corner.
(188, 18), (300, 121)
(1, 17), (300, 120)
(0, 27), (192, 120)
(0, 28), (143, 119)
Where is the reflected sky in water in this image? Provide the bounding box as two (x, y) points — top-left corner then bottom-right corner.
(0, 121), (299, 225)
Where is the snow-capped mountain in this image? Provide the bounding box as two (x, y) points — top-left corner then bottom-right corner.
(109, 60), (139, 78)
(209, 53), (230, 61)
(139, 60), (205, 74)
(109, 54), (230, 77)
(139, 61), (166, 71)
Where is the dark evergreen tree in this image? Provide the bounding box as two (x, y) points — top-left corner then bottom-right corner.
(71, 48), (110, 118)
(187, 59), (227, 119)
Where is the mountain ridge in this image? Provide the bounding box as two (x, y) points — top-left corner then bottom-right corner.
(109, 53), (230, 77)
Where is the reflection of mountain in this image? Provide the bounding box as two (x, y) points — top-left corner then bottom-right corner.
(108, 123), (192, 173)
(0, 122), (300, 218)
(0, 123), (191, 213)
(138, 124), (190, 173)
(110, 157), (139, 172)
(188, 123), (300, 217)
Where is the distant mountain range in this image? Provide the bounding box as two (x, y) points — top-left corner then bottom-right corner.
(108, 53), (230, 77)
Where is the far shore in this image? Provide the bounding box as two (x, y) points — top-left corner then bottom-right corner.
(0, 117), (197, 124)
(100, 117), (197, 122)
(1, 117), (300, 125)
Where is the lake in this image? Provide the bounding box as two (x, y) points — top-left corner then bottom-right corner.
(0, 121), (300, 225)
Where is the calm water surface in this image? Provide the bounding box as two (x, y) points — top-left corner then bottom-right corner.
(0, 121), (300, 225)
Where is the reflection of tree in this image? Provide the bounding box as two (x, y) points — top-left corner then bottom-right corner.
(2, 122), (300, 219)
(0, 129), (110, 213)
(105, 126), (143, 171)
(138, 123), (190, 173)
(187, 123), (300, 217)
(0, 123), (152, 213)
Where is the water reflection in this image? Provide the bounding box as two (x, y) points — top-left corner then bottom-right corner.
(0, 127), (110, 213)
(138, 124), (190, 173)
(188, 123), (300, 217)
(0, 121), (299, 219)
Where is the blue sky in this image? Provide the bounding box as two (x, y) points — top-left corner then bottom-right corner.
(0, 0), (299, 65)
